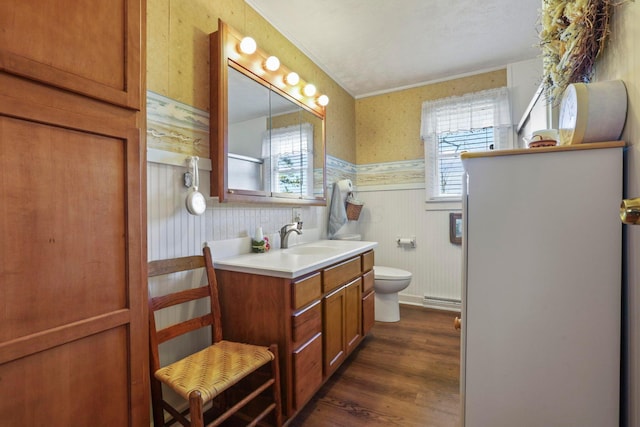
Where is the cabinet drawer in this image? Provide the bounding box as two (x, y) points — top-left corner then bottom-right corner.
(292, 272), (322, 310)
(362, 250), (374, 272)
(362, 269), (374, 294)
(292, 300), (322, 348)
(292, 332), (323, 410)
(323, 257), (361, 293)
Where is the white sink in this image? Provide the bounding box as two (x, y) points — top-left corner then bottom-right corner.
(283, 245), (337, 256)
(212, 239), (378, 279)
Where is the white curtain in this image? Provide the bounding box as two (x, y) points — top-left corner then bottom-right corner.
(420, 86), (512, 146)
(421, 87), (512, 199)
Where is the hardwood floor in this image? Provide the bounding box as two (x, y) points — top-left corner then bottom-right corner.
(289, 305), (461, 427)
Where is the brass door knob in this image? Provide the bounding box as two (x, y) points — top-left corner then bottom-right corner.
(454, 317), (461, 331)
(621, 198), (640, 224)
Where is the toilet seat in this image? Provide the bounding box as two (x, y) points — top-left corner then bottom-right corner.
(374, 266), (412, 280)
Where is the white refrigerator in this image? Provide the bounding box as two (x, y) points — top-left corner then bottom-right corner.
(460, 142), (623, 426)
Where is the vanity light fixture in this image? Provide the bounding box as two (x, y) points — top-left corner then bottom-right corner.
(264, 56), (280, 72)
(303, 83), (317, 97)
(317, 94), (329, 106)
(223, 21), (327, 116)
(239, 36), (257, 54)
(285, 72), (300, 86)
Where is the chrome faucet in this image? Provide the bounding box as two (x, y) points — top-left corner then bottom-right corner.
(280, 220), (303, 249)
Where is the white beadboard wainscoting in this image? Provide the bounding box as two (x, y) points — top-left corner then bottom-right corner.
(148, 159), (462, 311)
(356, 186), (462, 310)
(147, 159), (323, 262)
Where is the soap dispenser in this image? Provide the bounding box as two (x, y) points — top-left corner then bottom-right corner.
(251, 226), (270, 253)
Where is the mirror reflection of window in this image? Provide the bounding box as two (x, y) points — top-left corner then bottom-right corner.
(263, 123), (313, 194)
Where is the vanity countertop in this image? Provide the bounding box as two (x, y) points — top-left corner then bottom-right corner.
(213, 239), (378, 279)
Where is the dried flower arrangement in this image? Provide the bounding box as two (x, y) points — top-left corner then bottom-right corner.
(540, 0), (616, 103)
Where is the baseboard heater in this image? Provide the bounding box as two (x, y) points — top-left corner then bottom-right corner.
(422, 295), (461, 311)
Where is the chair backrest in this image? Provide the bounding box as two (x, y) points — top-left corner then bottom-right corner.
(147, 246), (223, 373)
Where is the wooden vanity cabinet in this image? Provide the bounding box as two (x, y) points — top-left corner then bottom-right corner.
(214, 249), (374, 421)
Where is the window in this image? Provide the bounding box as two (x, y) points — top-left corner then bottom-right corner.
(264, 123), (314, 194)
(421, 87), (511, 200)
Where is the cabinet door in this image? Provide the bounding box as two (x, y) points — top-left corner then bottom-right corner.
(292, 333), (323, 411)
(323, 287), (345, 376)
(345, 278), (362, 355)
(0, 0), (141, 108)
(0, 0), (147, 425)
(362, 290), (375, 336)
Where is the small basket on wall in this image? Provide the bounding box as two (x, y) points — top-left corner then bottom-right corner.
(346, 195), (364, 221)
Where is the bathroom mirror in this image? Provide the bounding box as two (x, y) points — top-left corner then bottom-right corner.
(210, 20), (327, 205)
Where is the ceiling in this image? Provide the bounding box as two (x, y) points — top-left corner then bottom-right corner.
(246, 0), (542, 98)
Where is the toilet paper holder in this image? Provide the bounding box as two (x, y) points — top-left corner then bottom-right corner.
(396, 236), (416, 248)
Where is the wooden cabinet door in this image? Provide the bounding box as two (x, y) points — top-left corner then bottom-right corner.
(292, 332), (323, 410)
(345, 278), (362, 355)
(362, 291), (375, 336)
(0, 0), (147, 425)
(323, 287), (346, 376)
(0, 0), (142, 108)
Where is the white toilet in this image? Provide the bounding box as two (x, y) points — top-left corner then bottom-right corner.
(333, 234), (412, 322)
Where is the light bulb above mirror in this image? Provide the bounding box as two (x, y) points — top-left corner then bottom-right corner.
(239, 36), (257, 54)
(264, 56), (280, 72)
(317, 94), (329, 106)
(303, 84), (317, 97)
(285, 72), (300, 86)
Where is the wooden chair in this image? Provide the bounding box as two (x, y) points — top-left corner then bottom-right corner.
(148, 246), (282, 427)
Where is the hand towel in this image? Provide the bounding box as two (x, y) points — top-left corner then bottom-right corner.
(328, 182), (348, 238)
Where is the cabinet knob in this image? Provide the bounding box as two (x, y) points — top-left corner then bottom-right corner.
(454, 316), (461, 331)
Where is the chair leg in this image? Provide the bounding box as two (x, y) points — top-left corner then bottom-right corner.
(150, 378), (166, 427)
(189, 390), (204, 427)
(269, 344), (283, 427)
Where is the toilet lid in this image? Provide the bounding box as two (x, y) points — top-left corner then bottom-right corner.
(374, 266), (412, 280)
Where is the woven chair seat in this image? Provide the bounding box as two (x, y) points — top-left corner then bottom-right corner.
(155, 340), (274, 402)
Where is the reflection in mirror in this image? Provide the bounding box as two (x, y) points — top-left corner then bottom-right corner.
(269, 90), (305, 196)
(227, 67), (270, 192)
(303, 109), (325, 197)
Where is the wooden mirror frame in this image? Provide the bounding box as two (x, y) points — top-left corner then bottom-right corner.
(210, 19), (327, 205)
